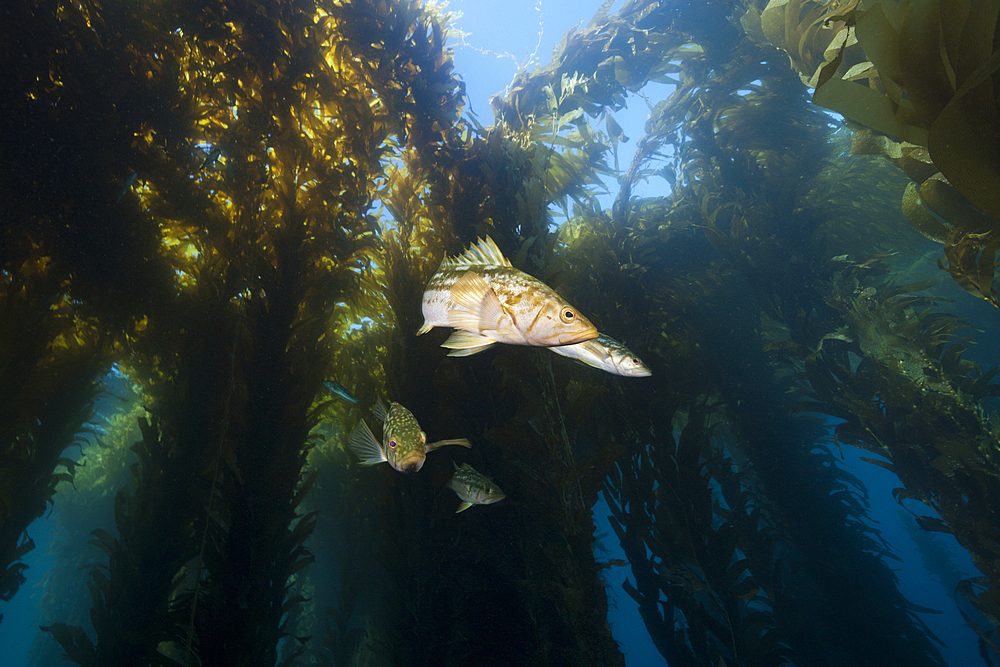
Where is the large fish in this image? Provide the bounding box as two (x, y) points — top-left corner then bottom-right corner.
(447, 462), (506, 512)
(348, 397), (471, 473)
(418, 236), (598, 356)
(548, 334), (651, 377)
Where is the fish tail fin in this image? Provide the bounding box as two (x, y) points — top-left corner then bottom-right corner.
(443, 330), (496, 356)
(426, 438), (473, 452)
(347, 419), (386, 466)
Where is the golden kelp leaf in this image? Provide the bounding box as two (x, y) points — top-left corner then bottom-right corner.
(940, 231), (1000, 307)
(813, 0), (1000, 217)
(927, 56), (1000, 222)
(849, 130), (937, 183)
(901, 181), (950, 243)
(920, 174), (995, 235)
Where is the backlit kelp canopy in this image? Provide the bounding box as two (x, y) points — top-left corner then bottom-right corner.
(1, 0), (999, 666)
(762, 0), (1000, 306)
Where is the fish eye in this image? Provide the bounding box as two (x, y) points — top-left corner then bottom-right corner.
(631, 358), (639, 364)
(560, 308), (576, 323)
(388, 439), (397, 449)
(485, 487), (491, 493)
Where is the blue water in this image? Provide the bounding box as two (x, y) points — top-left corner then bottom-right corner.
(591, 443), (985, 667)
(0, 516), (57, 667)
(838, 445), (983, 667)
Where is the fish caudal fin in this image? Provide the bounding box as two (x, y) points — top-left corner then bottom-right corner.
(455, 501), (474, 513)
(426, 438), (473, 452)
(347, 419), (386, 466)
(448, 271), (507, 332)
(442, 330), (497, 356)
(373, 396), (389, 422)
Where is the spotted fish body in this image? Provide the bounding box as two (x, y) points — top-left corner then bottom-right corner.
(418, 236), (598, 356)
(549, 334), (652, 377)
(447, 462), (506, 512)
(347, 397), (471, 473)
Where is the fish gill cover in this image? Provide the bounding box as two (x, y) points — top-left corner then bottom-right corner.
(0, 0), (998, 666)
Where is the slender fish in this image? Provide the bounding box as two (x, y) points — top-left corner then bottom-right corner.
(323, 380), (359, 404)
(348, 397), (471, 473)
(548, 334), (651, 377)
(418, 236), (598, 356)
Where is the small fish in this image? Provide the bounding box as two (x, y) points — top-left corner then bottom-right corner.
(197, 146), (222, 174)
(347, 397), (471, 473)
(115, 172), (138, 203)
(655, 562), (708, 593)
(323, 380), (359, 404)
(418, 236), (598, 356)
(548, 334), (652, 377)
(447, 462), (505, 512)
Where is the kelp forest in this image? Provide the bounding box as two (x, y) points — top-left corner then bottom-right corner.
(2, 0), (999, 665)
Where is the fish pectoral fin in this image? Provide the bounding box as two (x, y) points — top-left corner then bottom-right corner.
(426, 438), (473, 452)
(442, 331), (497, 356)
(455, 501), (474, 513)
(448, 271), (507, 332)
(574, 356), (607, 371)
(347, 419), (386, 466)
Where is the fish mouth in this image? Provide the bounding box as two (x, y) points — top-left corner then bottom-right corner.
(624, 365), (652, 377)
(397, 453), (425, 473)
(556, 327), (599, 345)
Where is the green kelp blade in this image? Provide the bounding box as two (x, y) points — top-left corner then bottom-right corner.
(928, 62), (1000, 223)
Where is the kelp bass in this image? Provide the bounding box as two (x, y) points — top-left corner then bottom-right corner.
(419, 236), (598, 356)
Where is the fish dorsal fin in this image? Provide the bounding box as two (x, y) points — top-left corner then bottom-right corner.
(445, 236), (512, 268)
(347, 419), (386, 466)
(373, 396), (388, 422)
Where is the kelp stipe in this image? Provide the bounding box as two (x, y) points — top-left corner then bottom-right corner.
(604, 400), (795, 666)
(0, 269), (105, 608)
(795, 276), (1000, 657)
